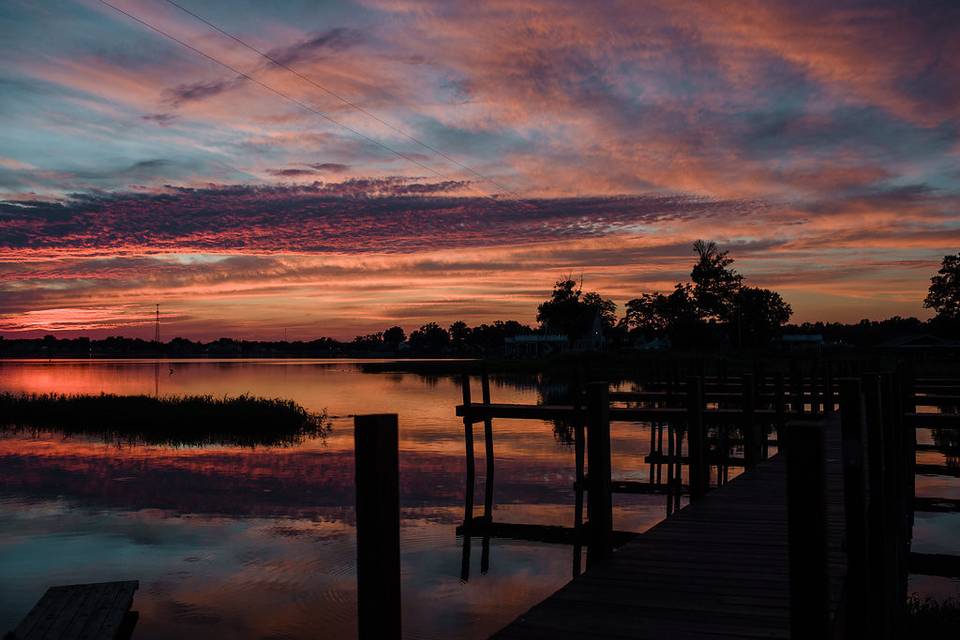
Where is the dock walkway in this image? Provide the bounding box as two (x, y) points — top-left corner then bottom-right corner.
(9, 580), (139, 640)
(492, 419), (845, 639)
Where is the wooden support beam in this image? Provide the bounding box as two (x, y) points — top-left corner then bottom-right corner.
(840, 378), (869, 634)
(785, 420), (831, 639)
(862, 373), (890, 638)
(914, 496), (960, 512)
(686, 377), (708, 501)
(742, 373), (761, 468)
(909, 552), (960, 579)
(586, 382), (612, 563)
(354, 414), (401, 640)
(456, 518), (637, 547)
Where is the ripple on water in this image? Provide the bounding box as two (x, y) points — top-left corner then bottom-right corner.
(163, 600), (224, 626)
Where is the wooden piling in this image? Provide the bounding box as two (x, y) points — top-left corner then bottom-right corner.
(791, 359), (803, 415)
(862, 373), (889, 638)
(461, 371), (475, 525)
(824, 361), (835, 415)
(354, 414), (401, 640)
(586, 382), (612, 563)
(839, 379), (869, 634)
(742, 373), (760, 468)
(481, 366), (494, 519)
(774, 371), (786, 437)
(879, 372), (905, 636)
(686, 377), (707, 501)
(480, 366), (494, 576)
(785, 420), (830, 639)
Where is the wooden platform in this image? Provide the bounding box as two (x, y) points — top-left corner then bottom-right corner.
(9, 581), (139, 640)
(457, 403), (779, 424)
(491, 420), (846, 639)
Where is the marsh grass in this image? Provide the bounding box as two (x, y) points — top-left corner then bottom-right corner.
(0, 392), (330, 447)
(906, 594), (960, 639)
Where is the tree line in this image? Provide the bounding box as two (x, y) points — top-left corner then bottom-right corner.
(2, 243), (957, 357)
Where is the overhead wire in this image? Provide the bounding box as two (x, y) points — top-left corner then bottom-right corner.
(162, 0), (525, 200)
(97, 0), (519, 207)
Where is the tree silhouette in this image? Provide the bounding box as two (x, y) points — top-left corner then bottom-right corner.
(449, 321), (470, 352)
(924, 253), (960, 320)
(409, 322), (450, 353)
(691, 240), (743, 322)
(537, 278), (616, 339)
(383, 326), (406, 349)
(730, 287), (793, 347)
(622, 242), (791, 347)
(623, 284), (699, 337)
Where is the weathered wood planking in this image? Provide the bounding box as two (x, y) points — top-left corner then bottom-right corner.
(456, 403), (779, 424)
(10, 580), (138, 640)
(491, 420), (846, 640)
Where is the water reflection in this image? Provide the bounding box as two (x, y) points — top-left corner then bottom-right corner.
(0, 359), (670, 640)
(4, 360), (956, 637)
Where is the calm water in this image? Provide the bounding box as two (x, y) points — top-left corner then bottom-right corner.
(0, 359), (680, 639)
(2, 359), (957, 638)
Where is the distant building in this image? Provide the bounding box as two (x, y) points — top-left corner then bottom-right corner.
(779, 334), (824, 352)
(504, 334), (569, 358)
(632, 336), (671, 351)
(572, 311), (606, 352)
(878, 334), (960, 349)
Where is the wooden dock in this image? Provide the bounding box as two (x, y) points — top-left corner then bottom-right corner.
(490, 420), (845, 639)
(8, 581), (139, 640)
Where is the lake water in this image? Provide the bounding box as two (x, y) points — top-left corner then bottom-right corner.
(1, 359), (957, 638)
(0, 358), (681, 639)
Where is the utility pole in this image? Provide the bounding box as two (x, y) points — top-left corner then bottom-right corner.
(154, 304), (160, 343)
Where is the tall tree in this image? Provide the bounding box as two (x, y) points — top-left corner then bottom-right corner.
(730, 287), (793, 347)
(408, 322), (450, 353)
(537, 278), (615, 339)
(924, 253), (960, 320)
(449, 321), (471, 352)
(623, 284), (698, 336)
(383, 326), (406, 349)
(690, 240), (743, 321)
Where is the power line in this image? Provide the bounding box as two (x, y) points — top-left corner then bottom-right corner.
(163, 0), (524, 200)
(97, 0), (510, 206)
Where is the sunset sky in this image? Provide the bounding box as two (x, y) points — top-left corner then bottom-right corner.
(1, 0), (958, 339)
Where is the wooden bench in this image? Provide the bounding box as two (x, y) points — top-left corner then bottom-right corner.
(6, 581), (139, 640)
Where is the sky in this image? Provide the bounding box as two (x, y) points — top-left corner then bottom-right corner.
(1, 0), (959, 340)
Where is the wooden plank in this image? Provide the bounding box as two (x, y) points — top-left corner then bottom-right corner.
(12, 580), (138, 640)
(456, 518), (637, 547)
(909, 552), (960, 578)
(904, 412), (960, 428)
(914, 496), (960, 512)
(492, 418), (847, 640)
(456, 403), (779, 425)
(915, 463), (960, 477)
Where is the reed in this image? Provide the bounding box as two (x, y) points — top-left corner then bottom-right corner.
(0, 392), (329, 447)
(906, 595), (960, 639)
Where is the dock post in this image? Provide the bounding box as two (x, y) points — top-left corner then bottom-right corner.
(481, 365), (494, 519)
(461, 371), (476, 525)
(898, 363), (916, 540)
(810, 362), (821, 417)
(785, 420), (830, 639)
(586, 382), (612, 563)
(791, 359), (803, 415)
(879, 372), (905, 636)
(686, 377), (707, 501)
(862, 373), (889, 638)
(839, 379), (869, 634)
(774, 372), (786, 439)
(480, 365), (494, 574)
(824, 361), (834, 415)
(742, 373), (760, 468)
(354, 414), (401, 640)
